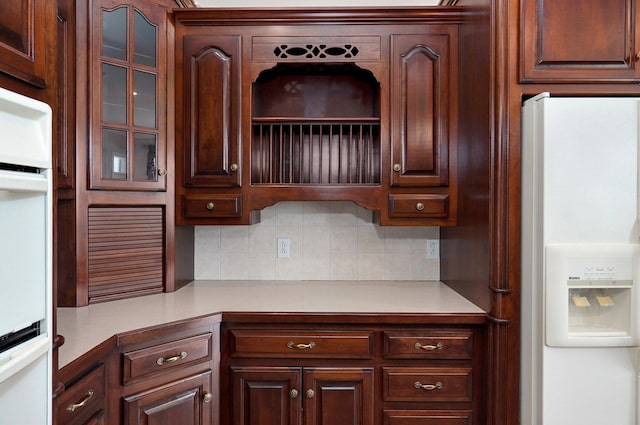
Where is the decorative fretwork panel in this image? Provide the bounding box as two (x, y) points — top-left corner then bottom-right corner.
(252, 36), (381, 62)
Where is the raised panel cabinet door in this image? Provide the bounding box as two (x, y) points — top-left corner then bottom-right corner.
(0, 0), (48, 87)
(231, 366), (302, 425)
(390, 31), (453, 187)
(182, 35), (241, 187)
(89, 0), (170, 191)
(521, 0), (640, 82)
(303, 368), (374, 425)
(123, 370), (213, 425)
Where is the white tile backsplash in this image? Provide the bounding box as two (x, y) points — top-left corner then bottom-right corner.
(194, 201), (440, 280)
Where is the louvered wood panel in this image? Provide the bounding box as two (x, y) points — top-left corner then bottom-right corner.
(88, 207), (164, 303)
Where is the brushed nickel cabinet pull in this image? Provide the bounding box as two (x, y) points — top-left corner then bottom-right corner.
(414, 381), (443, 391)
(414, 342), (444, 351)
(393, 163), (401, 172)
(156, 351), (188, 365)
(230, 163), (239, 172)
(203, 392), (213, 403)
(306, 389), (315, 398)
(66, 390), (94, 412)
(157, 168), (167, 176)
(287, 341), (316, 350)
(206, 202), (214, 210)
(289, 389), (299, 399)
(416, 202), (425, 211)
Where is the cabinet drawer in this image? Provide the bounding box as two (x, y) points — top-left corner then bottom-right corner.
(182, 194), (242, 218)
(122, 333), (212, 384)
(229, 330), (374, 359)
(383, 367), (472, 402)
(57, 364), (105, 425)
(388, 194), (449, 218)
(384, 410), (472, 425)
(383, 330), (473, 359)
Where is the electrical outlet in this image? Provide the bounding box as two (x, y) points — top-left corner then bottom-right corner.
(277, 237), (290, 258)
(427, 239), (439, 259)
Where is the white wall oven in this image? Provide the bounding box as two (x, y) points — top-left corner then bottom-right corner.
(0, 87), (52, 425)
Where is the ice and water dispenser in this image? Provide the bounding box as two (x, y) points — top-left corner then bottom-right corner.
(545, 244), (640, 347)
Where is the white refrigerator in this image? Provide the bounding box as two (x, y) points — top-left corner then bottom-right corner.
(521, 93), (640, 425)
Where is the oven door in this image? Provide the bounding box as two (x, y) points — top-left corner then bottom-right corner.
(0, 169), (49, 338)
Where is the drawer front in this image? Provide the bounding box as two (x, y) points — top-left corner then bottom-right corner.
(122, 333), (212, 384)
(388, 194), (449, 218)
(57, 364), (105, 425)
(383, 330), (473, 359)
(182, 194), (242, 218)
(384, 410), (471, 425)
(383, 367), (472, 402)
(229, 330), (374, 359)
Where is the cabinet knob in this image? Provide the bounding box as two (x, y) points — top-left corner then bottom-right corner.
(206, 202), (215, 210)
(289, 389), (299, 399)
(306, 389), (315, 399)
(157, 168), (167, 176)
(230, 163), (239, 172)
(203, 392), (213, 403)
(636, 51), (640, 61)
(415, 202), (425, 211)
(393, 163), (401, 172)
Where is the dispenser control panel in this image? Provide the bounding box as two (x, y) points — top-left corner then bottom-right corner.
(566, 257), (632, 285)
(545, 244), (639, 347)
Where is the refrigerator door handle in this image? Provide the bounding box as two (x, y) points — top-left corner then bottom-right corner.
(0, 336), (49, 384)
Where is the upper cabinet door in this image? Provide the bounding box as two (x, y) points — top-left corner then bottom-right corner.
(0, 0), (48, 88)
(89, 0), (168, 190)
(181, 35), (241, 188)
(521, 0), (640, 82)
(390, 32), (452, 187)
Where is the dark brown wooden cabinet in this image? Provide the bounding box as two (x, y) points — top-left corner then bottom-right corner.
(57, 364), (107, 425)
(0, 0), (49, 87)
(176, 34), (246, 221)
(123, 370), (213, 425)
(221, 322), (484, 425)
(174, 9), (462, 226)
(56, 0), (180, 307)
(89, 0), (170, 191)
(231, 366), (374, 425)
(113, 317), (219, 425)
(386, 29), (457, 225)
(520, 0), (640, 82)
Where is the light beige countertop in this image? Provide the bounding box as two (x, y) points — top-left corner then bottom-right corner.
(57, 280), (485, 368)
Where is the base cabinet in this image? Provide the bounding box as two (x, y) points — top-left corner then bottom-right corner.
(221, 323), (485, 425)
(123, 371), (213, 425)
(56, 364), (106, 425)
(231, 367), (373, 425)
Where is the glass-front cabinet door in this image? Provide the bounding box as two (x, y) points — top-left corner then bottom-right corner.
(90, 0), (168, 190)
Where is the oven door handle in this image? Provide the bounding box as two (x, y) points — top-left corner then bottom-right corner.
(0, 336), (49, 384)
(0, 169), (47, 192)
